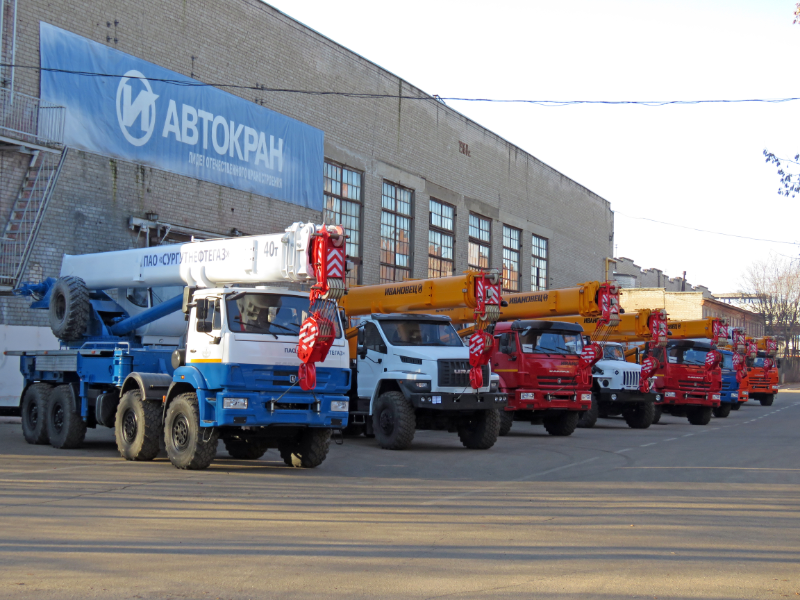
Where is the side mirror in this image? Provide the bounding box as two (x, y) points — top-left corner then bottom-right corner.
(182, 287), (196, 314)
(195, 298), (208, 320)
(498, 333), (514, 355)
(196, 320), (213, 333)
(357, 345), (367, 359)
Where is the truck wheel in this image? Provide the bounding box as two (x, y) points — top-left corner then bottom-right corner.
(224, 438), (268, 460)
(48, 276), (90, 341)
(498, 409), (515, 436)
(576, 396), (598, 428)
(713, 403), (732, 418)
(457, 409), (500, 449)
(623, 400), (655, 429)
(279, 429), (331, 468)
(46, 385), (86, 449)
(730, 401), (741, 411)
(687, 406), (712, 426)
(760, 395), (774, 407)
(21, 383), (52, 445)
(164, 392), (218, 470)
(543, 411), (579, 436)
(115, 390), (161, 461)
(652, 405), (662, 424)
(372, 391), (416, 450)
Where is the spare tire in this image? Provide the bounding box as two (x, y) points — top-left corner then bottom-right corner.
(49, 276), (90, 341)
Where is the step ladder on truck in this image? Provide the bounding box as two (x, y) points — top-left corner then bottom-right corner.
(9, 222), (351, 470)
(338, 270), (508, 450)
(417, 281), (621, 437)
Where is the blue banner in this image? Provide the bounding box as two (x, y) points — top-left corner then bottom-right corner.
(39, 23), (324, 211)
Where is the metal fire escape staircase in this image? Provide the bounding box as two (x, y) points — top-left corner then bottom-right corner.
(1, 0), (68, 291)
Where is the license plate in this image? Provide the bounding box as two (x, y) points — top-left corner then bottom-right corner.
(432, 396), (442, 404)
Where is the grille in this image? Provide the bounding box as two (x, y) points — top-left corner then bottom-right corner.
(538, 376), (577, 389)
(437, 360), (489, 387)
(622, 371), (640, 389)
(721, 380), (732, 392)
(678, 379), (710, 392)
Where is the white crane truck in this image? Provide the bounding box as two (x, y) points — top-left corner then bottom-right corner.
(9, 222), (350, 470)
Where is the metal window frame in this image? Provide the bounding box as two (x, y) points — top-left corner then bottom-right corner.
(468, 212), (491, 271)
(428, 198), (455, 278)
(502, 224), (521, 292)
(323, 158), (364, 285)
(531, 233), (549, 291)
(380, 180), (414, 283)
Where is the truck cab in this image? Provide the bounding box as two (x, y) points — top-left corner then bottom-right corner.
(718, 349), (747, 415)
(492, 320), (593, 437)
(348, 313), (507, 450)
(646, 339), (722, 425)
(579, 341), (655, 429)
(744, 351), (780, 406)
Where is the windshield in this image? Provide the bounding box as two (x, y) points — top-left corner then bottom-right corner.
(226, 293), (341, 338)
(752, 357), (765, 368)
(667, 345), (710, 366)
(602, 345), (625, 361)
(378, 320), (463, 347)
(722, 354), (733, 370)
(519, 330), (583, 355)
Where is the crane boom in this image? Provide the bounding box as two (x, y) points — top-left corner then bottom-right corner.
(546, 309), (669, 346)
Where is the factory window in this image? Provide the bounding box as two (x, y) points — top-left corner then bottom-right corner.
(531, 234), (549, 291)
(502, 225), (521, 292)
(468, 213), (491, 270)
(324, 161), (362, 287)
(428, 199), (455, 278)
(380, 181), (413, 283)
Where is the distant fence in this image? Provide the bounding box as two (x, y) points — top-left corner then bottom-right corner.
(0, 88), (65, 146)
(779, 357), (800, 384)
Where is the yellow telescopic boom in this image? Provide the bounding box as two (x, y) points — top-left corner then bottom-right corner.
(546, 309), (669, 346)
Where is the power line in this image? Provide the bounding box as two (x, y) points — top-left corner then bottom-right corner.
(4, 63), (800, 106)
(615, 212), (800, 246)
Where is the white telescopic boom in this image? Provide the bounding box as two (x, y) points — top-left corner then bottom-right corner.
(60, 222), (323, 289)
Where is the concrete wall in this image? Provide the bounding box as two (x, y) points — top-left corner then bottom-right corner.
(620, 288), (705, 321)
(0, 325), (58, 408)
(614, 257), (713, 297)
(1, 0), (614, 328)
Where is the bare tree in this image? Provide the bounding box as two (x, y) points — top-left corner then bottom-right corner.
(741, 255), (800, 356)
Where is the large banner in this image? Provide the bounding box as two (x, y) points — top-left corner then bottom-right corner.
(39, 23), (324, 211)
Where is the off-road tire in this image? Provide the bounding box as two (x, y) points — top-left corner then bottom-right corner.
(115, 390), (161, 461)
(713, 403), (732, 418)
(457, 409), (500, 449)
(224, 438), (268, 460)
(164, 392), (218, 470)
(730, 401), (741, 411)
(48, 276), (90, 342)
(623, 400), (655, 429)
(687, 406), (712, 426)
(760, 395), (774, 407)
(279, 429), (331, 468)
(21, 383), (52, 445)
(543, 411), (579, 436)
(46, 384), (86, 449)
(576, 396), (599, 428)
(498, 409), (515, 436)
(652, 405), (662, 424)
(372, 391), (416, 450)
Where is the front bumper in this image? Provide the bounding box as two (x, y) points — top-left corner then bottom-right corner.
(508, 390), (593, 412)
(655, 390), (721, 408)
(597, 390), (657, 405)
(410, 392), (508, 410)
(202, 391), (350, 428)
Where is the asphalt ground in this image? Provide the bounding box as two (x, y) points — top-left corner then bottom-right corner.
(0, 392), (799, 600)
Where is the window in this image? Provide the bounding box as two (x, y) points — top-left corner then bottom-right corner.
(468, 213), (491, 270)
(226, 292), (341, 338)
(362, 322), (386, 353)
(380, 181), (413, 282)
(324, 161), (362, 287)
(531, 234), (548, 291)
(428, 199), (455, 278)
(502, 225), (520, 292)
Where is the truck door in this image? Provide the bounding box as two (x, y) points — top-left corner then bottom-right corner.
(357, 322), (387, 400)
(186, 298), (224, 365)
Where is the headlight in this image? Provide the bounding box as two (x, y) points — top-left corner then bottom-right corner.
(581, 393), (592, 402)
(772, 385), (779, 389)
(407, 380), (431, 393)
(490, 380), (499, 392)
(655, 394), (662, 401)
(330, 400), (349, 412)
(520, 392), (535, 400)
(711, 394), (721, 401)
(665, 392), (676, 398)
(602, 380), (610, 387)
(611, 394), (617, 400)
(223, 397), (248, 409)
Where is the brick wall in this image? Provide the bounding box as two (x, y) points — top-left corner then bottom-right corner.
(1, 0), (614, 326)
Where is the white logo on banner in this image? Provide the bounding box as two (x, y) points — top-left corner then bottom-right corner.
(116, 70), (159, 147)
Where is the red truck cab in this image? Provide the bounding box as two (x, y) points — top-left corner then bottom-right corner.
(492, 320), (594, 437)
(745, 351), (780, 406)
(645, 339), (722, 425)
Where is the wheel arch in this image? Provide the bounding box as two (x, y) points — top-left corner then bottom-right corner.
(368, 379), (405, 415)
(120, 372), (173, 402)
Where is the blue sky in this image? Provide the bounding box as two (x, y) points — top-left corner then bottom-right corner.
(267, 0), (800, 293)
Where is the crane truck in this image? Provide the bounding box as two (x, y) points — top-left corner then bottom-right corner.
(718, 328), (749, 413)
(418, 282), (620, 437)
(337, 271), (507, 450)
(547, 309), (668, 429)
(743, 337), (779, 406)
(10, 222), (351, 470)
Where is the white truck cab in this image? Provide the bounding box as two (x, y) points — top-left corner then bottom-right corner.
(349, 313), (507, 450)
